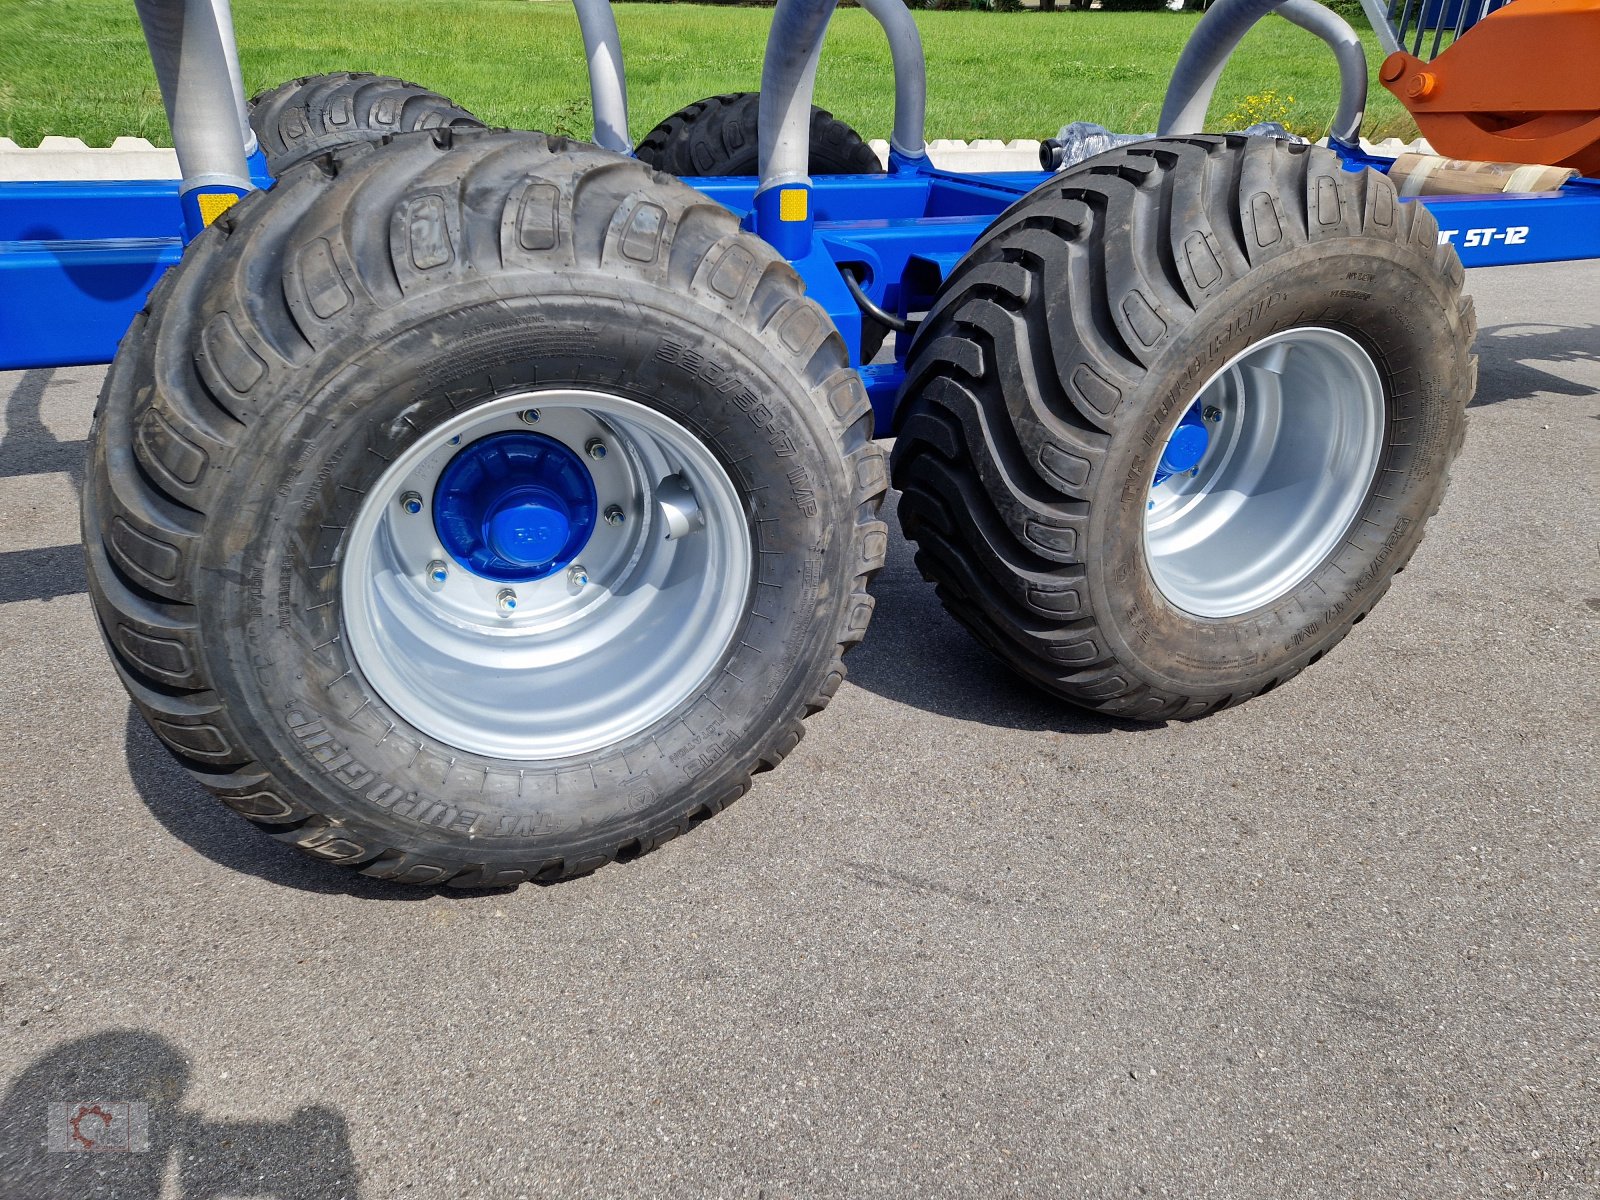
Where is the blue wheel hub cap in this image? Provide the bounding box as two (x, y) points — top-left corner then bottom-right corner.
(433, 431), (597, 582)
(1153, 402), (1211, 485)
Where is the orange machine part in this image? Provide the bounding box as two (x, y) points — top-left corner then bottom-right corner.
(1380, 0), (1600, 176)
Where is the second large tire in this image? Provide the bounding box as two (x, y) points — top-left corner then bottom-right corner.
(891, 135), (1476, 720)
(248, 72), (483, 174)
(634, 92), (884, 178)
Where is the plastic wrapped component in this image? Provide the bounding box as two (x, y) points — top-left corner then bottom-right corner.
(1040, 120), (1305, 171)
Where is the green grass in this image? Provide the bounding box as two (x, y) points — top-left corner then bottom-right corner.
(0, 0), (1416, 148)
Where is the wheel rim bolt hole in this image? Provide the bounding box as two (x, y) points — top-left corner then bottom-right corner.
(586, 439), (607, 461)
(496, 587), (518, 616)
(519, 409), (541, 424)
(568, 563), (590, 589)
(400, 490), (424, 515)
(426, 559), (449, 590)
(604, 505), (624, 526)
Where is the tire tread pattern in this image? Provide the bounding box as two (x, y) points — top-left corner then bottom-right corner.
(634, 91), (883, 177)
(249, 72), (484, 175)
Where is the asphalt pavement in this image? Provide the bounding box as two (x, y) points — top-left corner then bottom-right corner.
(0, 260), (1596, 1198)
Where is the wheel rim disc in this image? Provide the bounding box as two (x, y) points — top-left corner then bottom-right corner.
(1142, 327), (1385, 619)
(342, 389), (752, 760)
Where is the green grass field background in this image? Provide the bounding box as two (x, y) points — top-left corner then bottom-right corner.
(0, 0), (1416, 148)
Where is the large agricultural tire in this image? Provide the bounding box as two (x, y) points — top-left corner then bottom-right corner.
(634, 91), (884, 178)
(891, 134), (1476, 720)
(248, 72), (483, 175)
(82, 128), (887, 885)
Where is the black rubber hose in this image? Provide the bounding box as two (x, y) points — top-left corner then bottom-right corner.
(840, 266), (912, 335)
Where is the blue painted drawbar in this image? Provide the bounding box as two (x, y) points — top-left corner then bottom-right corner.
(433, 431), (598, 583)
(2, 143), (1597, 416)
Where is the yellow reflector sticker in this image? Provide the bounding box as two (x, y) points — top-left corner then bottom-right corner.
(779, 188), (808, 223)
(198, 192), (240, 226)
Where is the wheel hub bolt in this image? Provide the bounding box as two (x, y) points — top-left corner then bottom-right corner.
(586, 439), (608, 461)
(567, 563), (590, 588)
(1203, 406), (1222, 422)
(400, 490), (424, 515)
(604, 505), (625, 526)
(496, 587), (518, 615)
(448, 435), (461, 446)
(426, 560), (449, 589)
(519, 409), (541, 424)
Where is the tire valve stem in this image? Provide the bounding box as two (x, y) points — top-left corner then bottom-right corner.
(400, 490), (424, 515)
(586, 439), (608, 461)
(604, 505), (625, 526)
(496, 587), (518, 616)
(426, 560), (449, 590)
(567, 564), (590, 589)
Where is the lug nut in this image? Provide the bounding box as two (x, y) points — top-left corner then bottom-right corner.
(604, 505), (625, 526)
(519, 408), (541, 424)
(496, 587), (518, 615)
(567, 563), (590, 588)
(1203, 406), (1222, 422)
(426, 560), (449, 589)
(448, 435), (461, 445)
(585, 439), (607, 461)
(400, 490), (424, 515)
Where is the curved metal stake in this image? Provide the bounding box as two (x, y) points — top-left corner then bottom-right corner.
(755, 0), (840, 257)
(1158, 0), (1367, 147)
(133, 0), (254, 238)
(857, 0), (928, 163)
(208, 0), (257, 158)
(572, 0), (632, 154)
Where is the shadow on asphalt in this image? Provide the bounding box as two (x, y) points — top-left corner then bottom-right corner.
(843, 493), (1139, 738)
(0, 1030), (361, 1199)
(1, 368), (84, 486)
(123, 708), (438, 900)
(1471, 322), (1599, 407)
(0, 367), (90, 603)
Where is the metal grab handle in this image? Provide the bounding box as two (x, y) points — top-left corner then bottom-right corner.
(1158, 0), (1368, 147)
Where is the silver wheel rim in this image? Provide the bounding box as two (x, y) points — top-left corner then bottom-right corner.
(342, 389), (752, 760)
(1143, 327), (1385, 619)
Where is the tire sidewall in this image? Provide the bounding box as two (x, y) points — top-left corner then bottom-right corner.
(1087, 241), (1468, 693)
